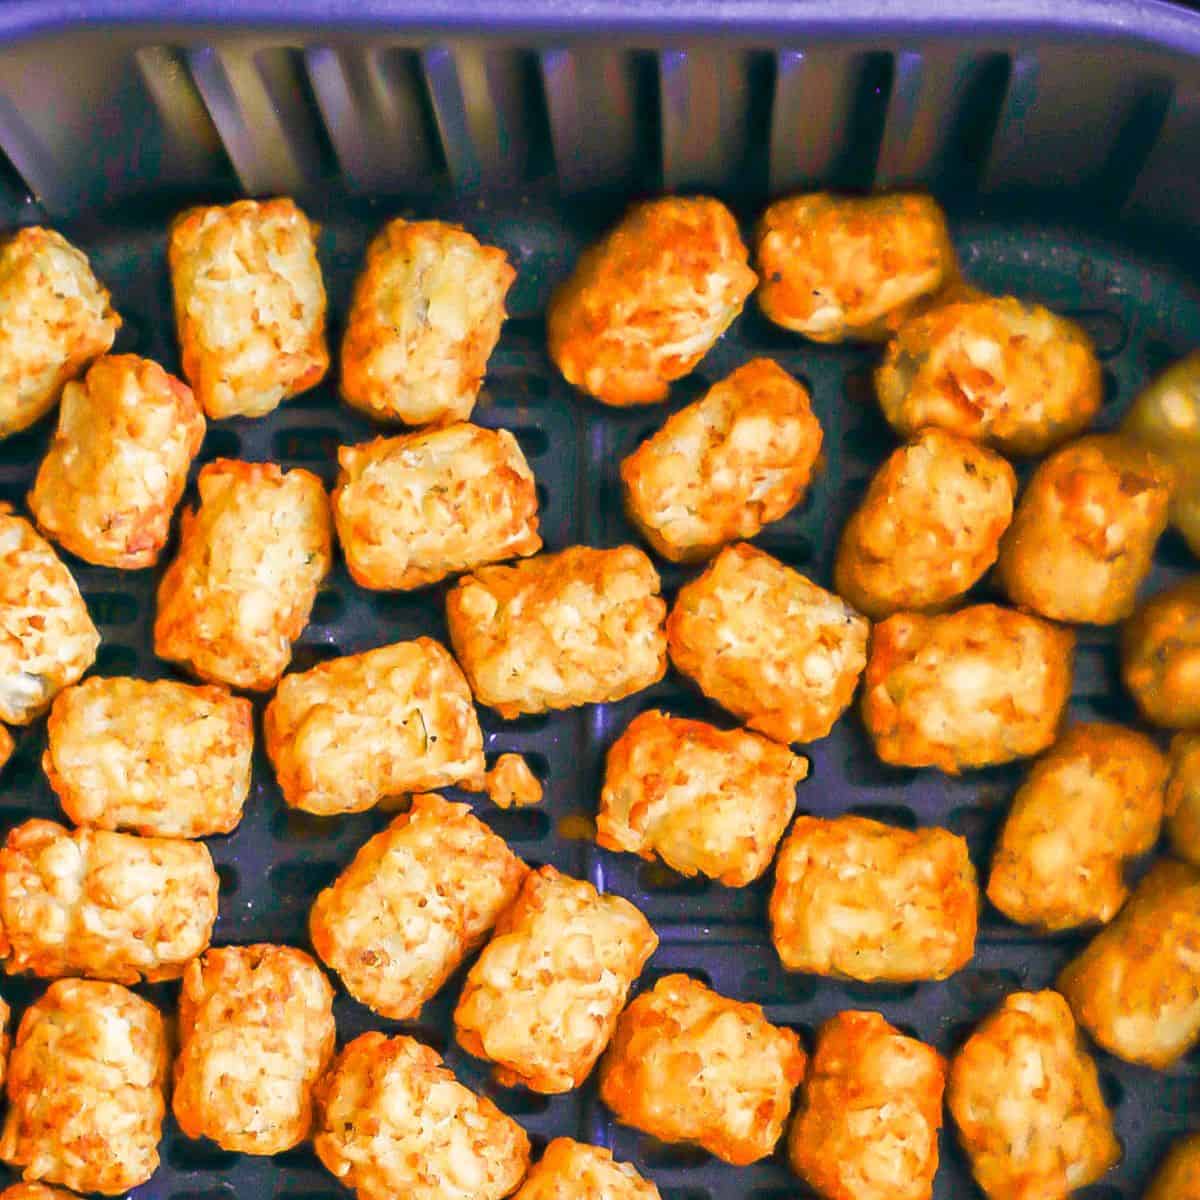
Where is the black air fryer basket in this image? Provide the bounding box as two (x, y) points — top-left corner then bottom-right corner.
(0, 1), (1199, 1197)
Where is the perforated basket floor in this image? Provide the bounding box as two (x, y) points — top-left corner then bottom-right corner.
(0, 197), (1196, 1200)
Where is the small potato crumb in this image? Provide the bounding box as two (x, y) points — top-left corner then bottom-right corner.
(0, 506), (99, 727)
(599, 973), (806, 1166)
(620, 358), (823, 562)
(1121, 577), (1200, 729)
(755, 192), (958, 342)
(0, 979), (168, 1195)
(341, 219), (515, 427)
(861, 604), (1075, 773)
(834, 427), (1017, 619)
(1167, 733), (1200, 865)
(310, 794), (527, 1021)
(446, 545), (667, 718)
(0, 227), (119, 439)
(947, 990), (1120, 1200)
(667, 542), (869, 745)
(168, 198), (328, 418)
(486, 754), (543, 809)
(987, 723), (1167, 931)
(454, 866), (658, 1093)
(333, 423), (541, 591)
(598, 709), (807, 886)
(0, 818), (218, 984)
(28, 354), (205, 569)
(875, 295), (1103, 456)
(769, 815), (978, 982)
(313, 1032), (531, 1200)
(548, 197), (757, 406)
(1145, 1133), (1200, 1200)
(789, 1011), (946, 1200)
(513, 1138), (661, 1200)
(1058, 858), (1200, 1068)
(997, 434), (1171, 625)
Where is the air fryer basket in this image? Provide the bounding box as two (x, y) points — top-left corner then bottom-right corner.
(1, 3), (1199, 1197)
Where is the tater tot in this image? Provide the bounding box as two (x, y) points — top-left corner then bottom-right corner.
(1121, 577), (1200, 729)
(861, 605), (1074, 773)
(310, 793), (527, 1020)
(599, 973), (806, 1166)
(1058, 858), (1200, 1068)
(341, 219), (515, 427)
(987, 723), (1167, 931)
(0, 726), (12, 775)
(173, 944), (336, 1155)
(513, 1138), (661, 1200)
(0, 227), (119, 438)
(548, 197), (757, 406)
(620, 358), (823, 562)
(154, 459), (332, 691)
(0, 818), (218, 984)
(755, 192), (958, 343)
(168, 198), (328, 418)
(0, 507), (99, 727)
(997, 435), (1170, 624)
(667, 542), (869, 745)
(454, 866), (658, 1093)
(834, 428), (1017, 619)
(1167, 734), (1200, 865)
(1146, 1133), (1200, 1200)
(485, 754), (543, 809)
(875, 295), (1102, 456)
(0, 995), (9, 1090)
(333, 423), (541, 590)
(265, 639), (485, 814)
(0, 1184), (79, 1199)
(27, 354), (205, 568)
(769, 815), (978, 981)
(789, 1011), (946, 1200)
(0, 979), (167, 1195)
(947, 990), (1120, 1200)
(446, 545), (667, 718)
(44, 676), (253, 837)
(597, 709), (808, 886)
(313, 1032), (530, 1200)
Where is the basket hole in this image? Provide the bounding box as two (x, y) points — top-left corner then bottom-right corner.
(272, 427), (341, 464)
(951, 967), (1021, 1010)
(641, 966), (711, 990)
(271, 807), (339, 840)
(0, 422), (51, 468)
(638, 1137), (712, 1170)
(215, 864), (239, 897)
(740, 963), (789, 1003)
(1101, 368), (1120, 411)
(846, 803), (918, 830)
(660, 1191), (712, 1200)
(171, 1189), (236, 1200)
(402, 1023), (448, 1055)
(483, 1079), (552, 1115)
(168, 1140), (240, 1170)
(309, 590), (345, 625)
(481, 808), (551, 842)
(841, 980), (919, 1004)
(751, 532), (813, 569)
(1158, 1076), (1198, 1115)
(1099, 1073), (1124, 1109)
(86, 591), (140, 625)
(197, 429), (242, 464)
(1069, 311), (1127, 360)
(269, 860), (339, 899)
(94, 644), (139, 675)
(636, 861), (710, 896)
(511, 427), (550, 458)
(289, 643), (343, 672)
(273, 1145), (323, 1171)
(535, 482), (550, 510)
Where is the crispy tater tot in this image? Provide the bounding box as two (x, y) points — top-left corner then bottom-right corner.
(153, 459), (332, 692)
(0, 227), (119, 439)
(265, 639), (485, 815)
(620, 358), (823, 562)
(0, 994), (9, 1090)
(446, 545), (667, 718)
(28, 354), (205, 568)
(1167, 734), (1200, 865)
(875, 295), (1102, 456)
(1058, 858), (1200, 1068)
(755, 192), (958, 342)
(1121, 577), (1200, 729)
(548, 197), (756, 406)
(168, 198), (328, 418)
(341, 219), (515, 427)
(454, 866), (658, 1094)
(947, 990), (1120, 1200)
(0, 726), (12, 775)
(313, 1032), (531, 1200)
(513, 1138), (661, 1200)
(310, 794), (527, 1020)
(1145, 1133), (1200, 1200)
(997, 435), (1170, 625)
(485, 754), (543, 809)
(597, 709), (808, 886)
(44, 676), (253, 837)
(0, 818), (218, 984)
(987, 723), (1167, 931)
(599, 973), (806, 1166)
(173, 944), (336, 1155)
(835, 427), (1017, 619)
(0, 979), (168, 1195)
(789, 1011), (946, 1200)
(0, 1184), (80, 1199)
(333, 423), (541, 590)
(769, 815), (978, 981)
(0, 507), (99, 727)
(861, 604), (1074, 773)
